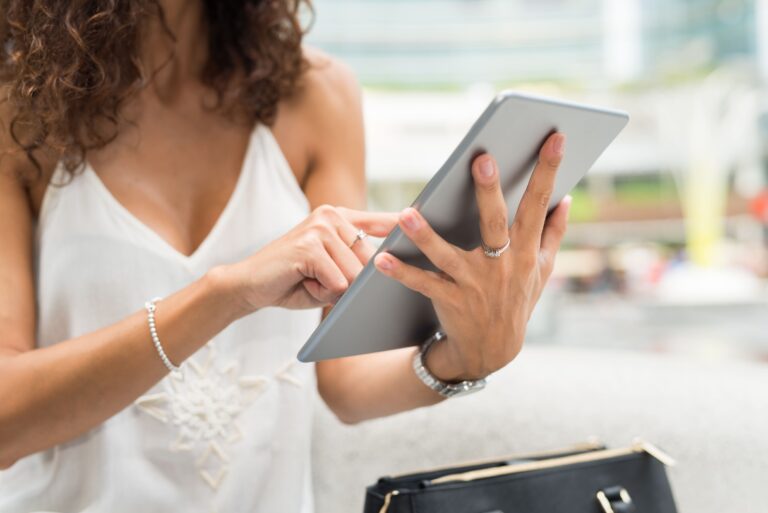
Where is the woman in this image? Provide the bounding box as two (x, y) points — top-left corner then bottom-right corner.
(0, 1), (570, 512)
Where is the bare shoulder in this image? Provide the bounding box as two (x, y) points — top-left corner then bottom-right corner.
(301, 46), (361, 111)
(273, 47), (365, 187)
(279, 46), (362, 131)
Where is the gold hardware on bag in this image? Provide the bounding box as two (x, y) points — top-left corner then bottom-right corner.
(634, 439), (676, 467)
(596, 488), (632, 513)
(378, 490), (399, 513)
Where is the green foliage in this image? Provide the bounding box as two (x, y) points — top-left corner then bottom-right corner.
(613, 176), (679, 204)
(568, 188), (599, 222)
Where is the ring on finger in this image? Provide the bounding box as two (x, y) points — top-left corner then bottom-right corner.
(482, 238), (511, 258)
(349, 229), (369, 249)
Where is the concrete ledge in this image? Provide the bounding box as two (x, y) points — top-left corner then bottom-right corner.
(312, 345), (768, 513)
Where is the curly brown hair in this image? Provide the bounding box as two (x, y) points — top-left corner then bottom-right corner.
(0, 0), (312, 182)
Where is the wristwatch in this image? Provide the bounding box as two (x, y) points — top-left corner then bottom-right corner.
(412, 331), (487, 398)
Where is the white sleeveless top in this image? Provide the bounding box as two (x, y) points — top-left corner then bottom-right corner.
(0, 124), (322, 513)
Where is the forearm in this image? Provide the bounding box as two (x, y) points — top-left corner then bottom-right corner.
(317, 346), (446, 424)
(0, 268), (244, 468)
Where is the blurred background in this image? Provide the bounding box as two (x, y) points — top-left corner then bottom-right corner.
(305, 0), (768, 364)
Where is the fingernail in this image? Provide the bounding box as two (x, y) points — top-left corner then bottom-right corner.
(401, 208), (421, 231)
(563, 194), (573, 206)
(552, 134), (565, 157)
(479, 159), (494, 178)
(376, 254), (393, 271)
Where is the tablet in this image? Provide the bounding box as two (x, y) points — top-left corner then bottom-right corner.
(297, 91), (628, 362)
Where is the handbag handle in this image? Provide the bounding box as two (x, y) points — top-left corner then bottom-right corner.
(597, 486), (636, 513)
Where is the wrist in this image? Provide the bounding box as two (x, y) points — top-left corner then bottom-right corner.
(413, 332), (488, 398)
(423, 335), (475, 383)
(201, 264), (260, 321)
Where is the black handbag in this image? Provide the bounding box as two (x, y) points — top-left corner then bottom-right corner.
(363, 440), (678, 513)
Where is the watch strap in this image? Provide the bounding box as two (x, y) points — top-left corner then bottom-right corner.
(412, 331), (487, 398)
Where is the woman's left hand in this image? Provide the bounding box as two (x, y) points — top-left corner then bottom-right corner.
(374, 132), (571, 382)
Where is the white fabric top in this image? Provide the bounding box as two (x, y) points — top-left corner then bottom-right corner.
(0, 124), (322, 513)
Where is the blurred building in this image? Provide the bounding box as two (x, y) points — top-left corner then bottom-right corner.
(308, 0), (761, 87)
(308, 0), (765, 235)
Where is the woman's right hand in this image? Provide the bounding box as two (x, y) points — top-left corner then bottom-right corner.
(219, 205), (399, 314)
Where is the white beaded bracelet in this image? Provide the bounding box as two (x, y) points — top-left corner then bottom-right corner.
(144, 297), (183, 380)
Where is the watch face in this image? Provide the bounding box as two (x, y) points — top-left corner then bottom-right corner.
(449, 380), (486, 397)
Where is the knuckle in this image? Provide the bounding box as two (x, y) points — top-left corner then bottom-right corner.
(293, 258), (308, 277)
(295, 233), (318, 254)
(317, 289), (337, 304)
(317, 271), (347, 294)
(411, 225), (432, 244)
(329, 281), (348, 295)
(536, 190), (552, 209)
(484, 211), (508, 233)
(540, 149), (562, 170)
(387, 263), (403, 280)
(481, 178), (500, 192)
(313, 204), (338, 219)
(547, 154), (563, 169)
(299, 238), (327, 263)
(310, 220), (335, 239)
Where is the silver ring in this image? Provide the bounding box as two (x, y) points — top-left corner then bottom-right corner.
(482, 238), (511, 258)
(349, 229), (368, 249)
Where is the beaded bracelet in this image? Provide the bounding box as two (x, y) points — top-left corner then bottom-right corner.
(144, 297), (183, 380)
